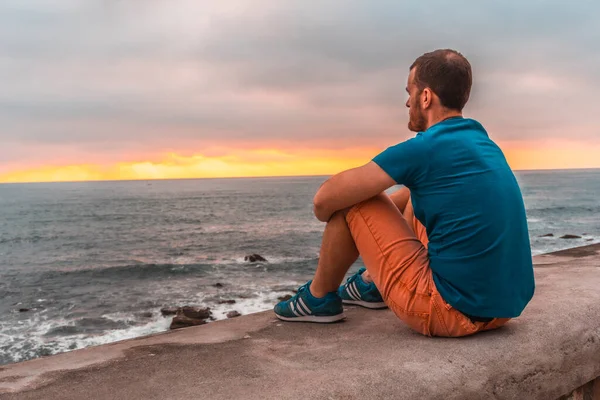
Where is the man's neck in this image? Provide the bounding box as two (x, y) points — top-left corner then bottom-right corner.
(425, 111), (463, 130)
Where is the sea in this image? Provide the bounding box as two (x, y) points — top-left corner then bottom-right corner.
(1, 169), (599, 365)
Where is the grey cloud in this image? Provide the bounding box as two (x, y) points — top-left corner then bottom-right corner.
(202, 1), (599, 75)
(1, 0), (599, 162)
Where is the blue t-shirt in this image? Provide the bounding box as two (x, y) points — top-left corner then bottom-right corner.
(373, 117), (534, 318)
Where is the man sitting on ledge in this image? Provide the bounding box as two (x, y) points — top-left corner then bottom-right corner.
(274, 49), (535, 337)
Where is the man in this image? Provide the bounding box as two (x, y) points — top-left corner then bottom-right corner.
(274, 49), (535, 337)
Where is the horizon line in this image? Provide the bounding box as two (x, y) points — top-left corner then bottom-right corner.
(1, 167), (600, 185)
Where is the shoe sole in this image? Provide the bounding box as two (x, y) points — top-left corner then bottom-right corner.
(275, 313), (346, 323)
(342, 299), (388, 309)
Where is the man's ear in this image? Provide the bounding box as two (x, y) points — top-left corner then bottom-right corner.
(422, 88), (433, 109)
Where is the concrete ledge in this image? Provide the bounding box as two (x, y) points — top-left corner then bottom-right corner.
(2, 244), (600, 400)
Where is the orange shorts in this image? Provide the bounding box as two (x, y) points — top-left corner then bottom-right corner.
(346, 193), (510, 337)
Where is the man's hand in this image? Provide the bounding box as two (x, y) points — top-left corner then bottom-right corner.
(313, 161), (396, 222)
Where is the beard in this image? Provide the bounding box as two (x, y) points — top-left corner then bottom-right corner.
(407, 96), (427, 132)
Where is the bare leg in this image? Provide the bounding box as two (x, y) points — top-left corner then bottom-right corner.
(310, 209), (360, 298)
(389, 186), (411, 213)
(361, 187), (412, 284)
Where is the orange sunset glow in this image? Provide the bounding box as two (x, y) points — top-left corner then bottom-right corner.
(0, 148), (375, 183)
(2, 141), (600, 184)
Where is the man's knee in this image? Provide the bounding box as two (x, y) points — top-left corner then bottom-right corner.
(333, 207), (352, 219)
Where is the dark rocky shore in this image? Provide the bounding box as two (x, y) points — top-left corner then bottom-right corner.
(162, 254), (279, 329)
(538, 233), (586, 239)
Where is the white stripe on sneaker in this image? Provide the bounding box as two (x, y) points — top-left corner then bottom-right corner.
(350, 282), (362, 300)
(353, 282), (363, 300)
(297, 298), (311, 315)
(294, 301), (307, 316)
(290, 302), (301, 317)
(346, 284), (359, 301)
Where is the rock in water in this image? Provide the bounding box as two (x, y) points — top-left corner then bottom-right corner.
(277, 295), (293, 302)
(539, 233), (554, 237)
(244, 254), (267, 263)
(170, 315), (207, 330)
(227, 311), (241, 319)
(218, 299), (236, 304)
(181, 306), (211, 319)
(214, 283), (224, 288)
(160, 307), (179, 316)
(18, 308), (30, 312)
(560, 234), (582, 239)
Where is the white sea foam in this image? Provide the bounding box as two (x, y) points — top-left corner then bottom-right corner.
(0, 310), (170, 365)
(203, 291), (293, 320)
(0, 290), (293, 365)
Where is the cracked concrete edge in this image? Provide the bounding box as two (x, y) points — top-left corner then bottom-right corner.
(0, 310), (275, 393)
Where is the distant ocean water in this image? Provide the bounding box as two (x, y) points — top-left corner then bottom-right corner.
(1, 170), (599, 365)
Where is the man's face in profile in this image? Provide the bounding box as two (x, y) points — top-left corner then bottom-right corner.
(406, 68), (427, 132)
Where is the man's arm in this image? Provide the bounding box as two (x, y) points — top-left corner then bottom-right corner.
(313, 161), (396, 222)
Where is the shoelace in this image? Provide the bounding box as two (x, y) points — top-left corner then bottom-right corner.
(345, 273), (360, 285)
(296, 282), (309, 295)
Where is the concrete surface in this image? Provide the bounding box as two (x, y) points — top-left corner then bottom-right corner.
(1, 244), (600, 400)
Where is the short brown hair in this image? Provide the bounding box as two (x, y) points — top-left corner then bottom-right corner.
(410, 49), (472, 111)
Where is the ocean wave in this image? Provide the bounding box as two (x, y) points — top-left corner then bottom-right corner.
(0, 235), (47, 245)
(0, 290), (292, 366)
(0, 311), (171, 366)
(530, 235), (598, 256)
(33, 255), (319, 282)
(41, 263), (214, 281)
(227, 255), (318, 265)
(44, 317), (131, 337)
(527, 205), (600, 214)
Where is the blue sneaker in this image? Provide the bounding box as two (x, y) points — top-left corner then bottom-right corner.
(274, 281), (345, 323)
(338, 268), (387, 309)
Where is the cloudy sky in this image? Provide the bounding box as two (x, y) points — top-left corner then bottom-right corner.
(1, 0), (599, 182)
